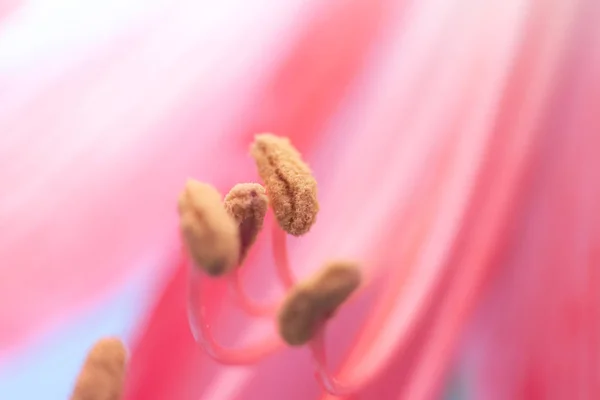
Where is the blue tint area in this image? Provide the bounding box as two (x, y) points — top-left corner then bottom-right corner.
(444, 368), (466, 400)
(0, 277), (150, 400)
(0, 271), (464, 400)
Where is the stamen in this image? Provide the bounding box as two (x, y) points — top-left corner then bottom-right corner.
(178, 179), (240, 277)
(223, 183), (268, 263)
(226, 219), (295, 317)
(70, 337), (127, 400)
(277, 261), (361, 346)
(224, 185), (294, 316)
(271, 214), (295, 289)
(309, 327), (358, 396)
(185, 253), (284, 365)
(250, 133), (319, 236)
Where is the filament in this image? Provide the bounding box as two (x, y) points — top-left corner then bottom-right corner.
(228, 213), (295, 316)
(186, 252), (283, 365)
(309, 328), (358, 397)
(228, 269), (280, 317)
(272, 216), (295, 288)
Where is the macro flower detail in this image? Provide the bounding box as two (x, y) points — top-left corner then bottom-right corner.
(181, 133), (362, 394)
(3, 0), (599, 399)
(250, 134), (319, 236)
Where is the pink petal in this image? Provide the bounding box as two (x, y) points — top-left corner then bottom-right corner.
(320, 1), (597, 399)
(462, 3), (600, 398)
(137, 0), (597, 399)
(0, 0), (332, 354)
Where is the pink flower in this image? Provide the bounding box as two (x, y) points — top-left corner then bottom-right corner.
(0, 0), (349, 353)
(1, 0), (599, 399)
(125, 0), (600, 399)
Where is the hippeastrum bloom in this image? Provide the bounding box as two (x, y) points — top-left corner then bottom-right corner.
(124, 0), (600, 399)
(2, 0), (600, 399)
(0, 0), (377, 355)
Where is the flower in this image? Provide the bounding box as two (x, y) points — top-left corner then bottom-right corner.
(0, 0), (363, 354)
(1, 0), (599, 399)
(124, 0), (600, 399)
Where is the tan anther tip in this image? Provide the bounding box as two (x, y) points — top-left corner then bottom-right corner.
(70, 337), (127, 400)
(277, 261), (361, 346)
(178, 179), (240, 276)
(224, 183), (268, 263)
(250, 133), (319, 236)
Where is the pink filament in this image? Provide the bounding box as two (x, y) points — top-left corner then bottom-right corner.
(186, 213), (298, 365)
(310, 328), (359, 397)
(228, 270), (280, 317)
(186, 253), (284, 365)
(228, 216), (295, 316)
(271, 217), (295, 289)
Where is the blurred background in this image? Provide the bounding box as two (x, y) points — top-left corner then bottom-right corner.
(1, 0), (597, 399)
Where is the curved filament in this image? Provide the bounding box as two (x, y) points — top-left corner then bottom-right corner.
(271, 217), (295, 288)
(186, 253), (284, 365)
(228, 270), (280, 317)
(227, 211), (295, 316)
(309, 327), (360, 396)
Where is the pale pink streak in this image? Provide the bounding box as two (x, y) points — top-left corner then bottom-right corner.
(321, 0), (599, 397)
(462, 1), (600, 398)
(397, 0), (587, 398)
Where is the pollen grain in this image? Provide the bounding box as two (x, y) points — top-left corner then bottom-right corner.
(277, 261), (361, 346)
(250, 134), (319, 236)
(178, 180), (240, 276)
(224, 183), (269, 263)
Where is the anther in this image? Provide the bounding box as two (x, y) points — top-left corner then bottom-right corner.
(277, 261), (361, 346)
(70, 337), (127, 400)
(224, 183), (268, 263)
(178, 180), (240, 276)
(250, 134), (319, 236)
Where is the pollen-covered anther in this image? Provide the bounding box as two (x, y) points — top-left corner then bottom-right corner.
(224, 183), (269, 263)
(178, 179), (240, 276)
(250, 133), (319, 236)
(70, 337), (127, 400)
(277, 261), (362, 346)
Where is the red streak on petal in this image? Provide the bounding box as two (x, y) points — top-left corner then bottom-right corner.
(242, 0), (389, 154)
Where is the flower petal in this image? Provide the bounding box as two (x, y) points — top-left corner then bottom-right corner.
(462, 3), (600, 397)
(0, 0), (326, 353)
